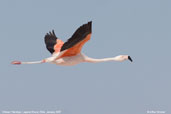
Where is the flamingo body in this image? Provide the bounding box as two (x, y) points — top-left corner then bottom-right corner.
(52, 53), (85, 66)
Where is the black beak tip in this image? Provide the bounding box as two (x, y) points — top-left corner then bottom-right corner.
(128, 56), (133, 62)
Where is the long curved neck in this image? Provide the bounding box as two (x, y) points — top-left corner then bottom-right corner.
(84, 56), (120, 63)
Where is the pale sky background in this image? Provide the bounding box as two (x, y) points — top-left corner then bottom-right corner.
(0, 0), (171, 114)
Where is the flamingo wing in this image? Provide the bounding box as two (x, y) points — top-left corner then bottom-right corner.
(44, 30), (64, 54)
(59, 21), (92, 58)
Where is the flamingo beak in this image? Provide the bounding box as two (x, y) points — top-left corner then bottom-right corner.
(128, 56), (133, 62)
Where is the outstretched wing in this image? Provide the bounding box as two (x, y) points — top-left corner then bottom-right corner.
(59, 21), (92, 57)
(44, 30), (64, 54)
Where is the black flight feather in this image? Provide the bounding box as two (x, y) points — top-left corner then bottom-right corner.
(60, 21), (92, 52)
(44, 30), (58, 54)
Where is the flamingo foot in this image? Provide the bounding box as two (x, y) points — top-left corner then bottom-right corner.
(11, 61), (21, 65)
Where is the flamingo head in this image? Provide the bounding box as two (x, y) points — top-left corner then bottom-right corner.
(114, 55), (133, 62)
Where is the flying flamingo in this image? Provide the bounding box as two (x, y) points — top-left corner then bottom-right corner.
(11, 21), (133, 66)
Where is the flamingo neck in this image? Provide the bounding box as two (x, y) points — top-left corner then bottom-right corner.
(84, 57), (120, 63)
